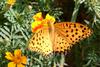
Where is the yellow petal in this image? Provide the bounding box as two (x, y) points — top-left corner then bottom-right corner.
(33, 12), (43, 21)
(21, 56), (27, 64)
(8, 62), (16, 67)
(45, 14), (55, 24)
(14, 49), (21, 57)
(5, 52), (14, 61)
(17, 63), (25, 67)
(31, 22), (37, 28)
(7, 0), (16, 5)
(42, 19), (48, 27)
(31, 21), (42, 29)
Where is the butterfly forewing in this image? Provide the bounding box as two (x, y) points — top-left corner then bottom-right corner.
(53, 22), (92, 53)
(28, 27), (53, 56)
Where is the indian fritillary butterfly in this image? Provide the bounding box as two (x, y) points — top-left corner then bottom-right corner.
(28, 22), (92, 56)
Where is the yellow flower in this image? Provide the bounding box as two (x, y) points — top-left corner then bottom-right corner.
(31, 21), (42, 29)
(31, 12), (44, 32)
(5, 49), (27, 67)
(42, 14), (55, 27)
(7, 0), (16, 6)
(45, 14), (55, 24)
(33, 12), (43, 21)
(31, 21), (43, 32)
(31, 12), (55, 32)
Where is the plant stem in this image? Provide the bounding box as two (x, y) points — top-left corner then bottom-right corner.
(53, 61), (56, 67)
(59, 54), (65, 67)
(71, 0), (81, 22)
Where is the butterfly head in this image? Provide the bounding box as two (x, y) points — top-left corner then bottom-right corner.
(31, 12), (55, 32)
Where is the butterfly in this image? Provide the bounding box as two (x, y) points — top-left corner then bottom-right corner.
(28, 12), (93, 56)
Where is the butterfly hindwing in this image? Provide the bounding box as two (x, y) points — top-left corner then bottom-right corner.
(53, 30), (71, 53)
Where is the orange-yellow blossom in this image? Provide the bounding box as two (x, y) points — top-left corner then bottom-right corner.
(31, 12), (56, 32)
(33, 12), (43, 21)
(5, 49), (27, 67)
(7, 0), (16, 6)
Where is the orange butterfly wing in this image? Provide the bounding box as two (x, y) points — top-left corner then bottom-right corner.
(28, 22), (92, 55)
(53, 22), (92, 52)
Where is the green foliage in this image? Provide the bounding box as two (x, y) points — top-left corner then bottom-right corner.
(0, 0), (100, 67)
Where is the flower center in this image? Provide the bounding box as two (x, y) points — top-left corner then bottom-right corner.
(13, 56), (21, 64)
